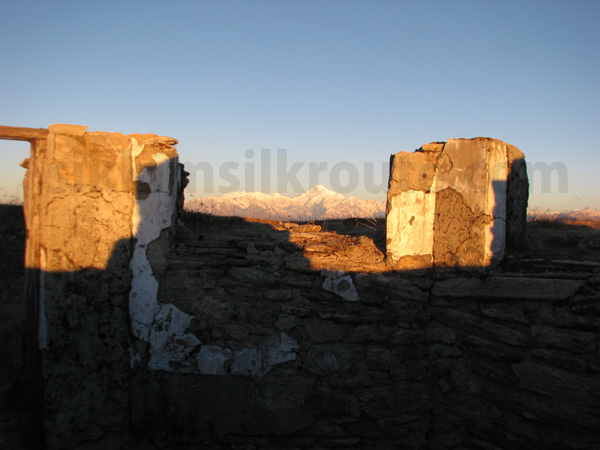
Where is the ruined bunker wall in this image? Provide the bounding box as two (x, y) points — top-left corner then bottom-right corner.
(386, 138), (529, 270)
(20, 124), (182, 448)
(130, 228), (600, 449)
(13, 126), (599, 449)
(428, 274), (600, 450)
(130, 228), (434, 448)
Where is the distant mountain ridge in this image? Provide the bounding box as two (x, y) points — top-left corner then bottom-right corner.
(185, 185), (385, 221)
(527, 209), (600, 222)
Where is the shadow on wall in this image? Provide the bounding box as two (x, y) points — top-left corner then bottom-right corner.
(16, 126), (184, 449)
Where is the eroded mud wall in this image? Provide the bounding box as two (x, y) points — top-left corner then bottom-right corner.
(386, 138), (529, 269)
(21, 124), (181, 448)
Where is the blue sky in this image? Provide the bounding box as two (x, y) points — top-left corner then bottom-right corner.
(1, 0), (598, 211)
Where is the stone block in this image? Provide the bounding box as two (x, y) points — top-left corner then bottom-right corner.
(303, 343), (362, 375)
(358, 383), (431, 419)
(49, 123), (88, 136)
(531, 325), (597, 354)
(432, 277), (583, 301)
(431, 307), (531, 347)
(512, 362), (600, 408)
(387, 138), (528, 268)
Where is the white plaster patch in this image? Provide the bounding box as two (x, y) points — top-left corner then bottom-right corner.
(129, 138), (179, 341)
(201, 333), (299, 378)
(323, 273), (360, 302)
(196, 345), (233, 375)
(127, 138), (202, 370)
(231, 347), (263, 377)
(267, 332), (299, 365)
(126, 139), (300, 376)
(386, 190), (435, 262)
(129, 245), (161, 341)
(148, 304), (201, 371)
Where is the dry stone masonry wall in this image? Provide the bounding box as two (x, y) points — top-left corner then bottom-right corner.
(130, 219), (600, 450)
(2, 125), (597, 449)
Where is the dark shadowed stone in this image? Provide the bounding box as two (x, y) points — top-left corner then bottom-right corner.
(350, 324), (393, 343)
(285, 255), (313, 273)
(264, 289), (292, 301)
(319, 436), (363, 446)
(228, 267), (279, 285)
(354, 273), (428, 301)
(512, 362), (600, 408)
(432, 277), (583, 301)
(466, 357), (517, 387)
(358, 383), (431, 419)
(461, 334), (524, 361)
(305, 419), (346, 437)
(430, 344), (462, 358)
(428, 430), (464, 449)
(431, 307), (531, 346)
(391, 329), (425, 344)
(304, 391), (352, 415)
(535, 302), (600, 328)
(305, 319), (346, 342)
(570, 295), (600, 314)
(281, 273), (315, 287)
(343, 418), (384, 438)
(480, 302), (531, 324)
(531, 348), (589, 372)
(366, 345), (427, 370)
(378, 416), (428, 438)
(531, 325), (597, 353)
(426, 324), (457, 344)
(303, 343), (362, 375)
(275, 314), (298, 331)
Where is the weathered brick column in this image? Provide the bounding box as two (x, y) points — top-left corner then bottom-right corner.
(386, 138), (528, 269)
(19, 124), (181, 448)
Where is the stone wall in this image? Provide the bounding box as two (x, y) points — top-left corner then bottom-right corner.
(5, 126), (598, 449)
(127, 220), (600, 449)
(386, 138), (528, 269)
(17, 124), (182, 448)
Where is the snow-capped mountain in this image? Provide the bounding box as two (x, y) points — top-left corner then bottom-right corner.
(527, 209), (600, 222)
(185, 185), (385, 221)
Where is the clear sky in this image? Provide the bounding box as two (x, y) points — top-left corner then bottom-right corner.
(1, 0), (599, 211)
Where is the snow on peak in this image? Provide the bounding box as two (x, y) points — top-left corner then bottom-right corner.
(309, 184), (332, 194)
(185, 186), (385, 221)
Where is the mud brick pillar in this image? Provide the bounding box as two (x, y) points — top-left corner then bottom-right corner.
(386, 138), (528, 269)
(19, 124), (180, 448)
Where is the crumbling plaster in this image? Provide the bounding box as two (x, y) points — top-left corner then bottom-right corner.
(386, 138), (527, 269)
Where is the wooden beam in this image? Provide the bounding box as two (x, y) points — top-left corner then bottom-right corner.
(0, 125), (49, 142)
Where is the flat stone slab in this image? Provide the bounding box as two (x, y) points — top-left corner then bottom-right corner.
(432, 277), (584, 301)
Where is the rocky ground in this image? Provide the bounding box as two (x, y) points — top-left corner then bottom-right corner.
(180, 211), (600, 267)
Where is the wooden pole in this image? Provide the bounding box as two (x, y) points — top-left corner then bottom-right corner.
(0, 125), (49, 142)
